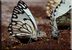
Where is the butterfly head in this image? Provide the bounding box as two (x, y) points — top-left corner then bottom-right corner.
(36, 29), (41, 37)
(37, 29), (47, 38)
(37, 29), (41, 33)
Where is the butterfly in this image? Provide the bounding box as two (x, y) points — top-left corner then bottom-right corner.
(46, 0), (71, 40)
(8, 0), (42, 41)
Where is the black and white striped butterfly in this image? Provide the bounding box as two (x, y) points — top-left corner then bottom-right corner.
(8, 0), (41, 40)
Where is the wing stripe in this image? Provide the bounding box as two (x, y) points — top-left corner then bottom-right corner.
(17, 0), (28, 9)
(24, 11), (36, 30)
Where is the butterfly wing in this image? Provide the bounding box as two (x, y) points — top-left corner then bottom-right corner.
(46, 0), (61, 17)
(17, 0), (37, 30)
(53, 0), (71, 19)
(8, 0), (39, 39)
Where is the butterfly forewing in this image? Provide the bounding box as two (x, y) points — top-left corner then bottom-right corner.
(17, 0), (38, 30)
(53, 0), (71, 19)
(17, 0), (28, 9)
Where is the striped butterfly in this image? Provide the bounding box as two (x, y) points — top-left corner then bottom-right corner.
(8, 0), (42, 41)
(46, 0), (71, 40)
(51, 0), (71, 39)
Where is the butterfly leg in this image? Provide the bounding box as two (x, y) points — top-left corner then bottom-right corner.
(28, 37), (32, 43)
